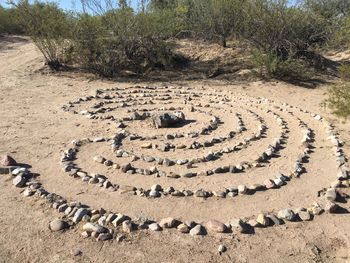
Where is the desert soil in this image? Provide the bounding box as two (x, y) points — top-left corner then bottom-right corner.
(0, 36), (350, 263)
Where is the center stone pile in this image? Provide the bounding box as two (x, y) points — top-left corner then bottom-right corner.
(151, 111), (186, 128)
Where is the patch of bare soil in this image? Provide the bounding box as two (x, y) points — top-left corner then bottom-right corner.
(0, 36), (350, 263)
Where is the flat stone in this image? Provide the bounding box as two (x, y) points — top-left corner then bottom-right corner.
(148, 223), (161, 231)
(73, 208), (89, 223)
(159, 217), (177, 228)
(112, 214), (128, 226)
(263, 179), (275, 189)
(238, 185), (247, 194)
(49, 219), (69, 231)
(141, 143), (152, 149)
(277, 209), (296, 221)
(177, 223), (190, 233)
(122, 220), (133, 233)
(13, 175), (27, 188)
(97, 233), (113, 241)
(266, 214), (281, 225)
(229, 218), (249, 233)
(83, 223), (108, 234)
(189, 224), (205, 236)
(256, 214), (269, 227)
(93, 155), (106, 164)
(297, 209), (312, 221)
(203, 219), (226, 233)
(1, 155), (17, 166)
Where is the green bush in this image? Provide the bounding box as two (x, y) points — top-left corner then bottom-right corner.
(11, 1), (73, 69)
(242, 0), (331, 57)
(72, 9), (179, 77)
(326, 83), (350, 118)
(0, 5), (23, 34)
(251, 48), (313, 80)
(339, 64), (350, 80)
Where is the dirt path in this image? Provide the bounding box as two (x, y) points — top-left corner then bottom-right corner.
(0, 36), (350, 263)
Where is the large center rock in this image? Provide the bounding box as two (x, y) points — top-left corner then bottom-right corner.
(151, 112), (185, 128)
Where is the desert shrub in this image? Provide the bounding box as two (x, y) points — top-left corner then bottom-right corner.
(339, 64), (350, 80)
(10, 1), (73, 69)
(326, 83), (350, 118)
(72, 5), (179, 77)
(242, 0), (331, 58)
(251, 48), (313, 80)
(0, 5), (23, 34)
(184, 0), (243, 47)
(251, 49), (279, 77)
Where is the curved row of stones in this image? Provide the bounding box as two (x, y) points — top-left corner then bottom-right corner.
(59, 88), (313, 199)
(5, 87), (348, 242)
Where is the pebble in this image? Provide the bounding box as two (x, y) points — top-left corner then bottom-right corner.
(49, 219), (69, 231)
(256, 214), (269, 227)
(73, 208), (89, 223)
(1, 154), (17, 166)
(148, 223), (161, 231)
(83, 223), (108, 234)
(13, 175), (27, 188)
(122, 220), (133, 233)
(297, 209), (312, 221)
(177, 223), (190, 233)
(277, 209), (296, 221)
(97, 233), (113, 241)
(93, 155), (105, 163)
(159, 217), (177, 228)
(203, 219), (226, 233)
(189, 224), (204, 236)
(238, 185), (247, 195)
(218, 244), (227, 254)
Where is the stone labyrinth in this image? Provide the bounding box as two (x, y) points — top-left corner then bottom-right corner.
(7, 86), (350, 240)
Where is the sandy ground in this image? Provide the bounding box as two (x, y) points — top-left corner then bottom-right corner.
(1, 36), (350, 263)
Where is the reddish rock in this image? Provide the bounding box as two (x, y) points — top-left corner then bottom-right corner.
(1, 155), (17, 166)
(203, 219), (226, 233)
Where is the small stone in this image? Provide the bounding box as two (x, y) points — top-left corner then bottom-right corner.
(218, 244), (227, 254)
(177, 223), (190, 233)
(93, 155), (106, 164)
(297, 209), (312, 221)
(82, 223), (108, 234)
(229, 218), (249, 233)
(263, 179), (275, 189)
(97, 233), (113, 241)
(151, 184), (162, 191)
(122, 220), (133, 233)
(49, 219), (69, 232)
(141, 143), (152, 149)
(324, 188), (337, 202)
(204, 219), (226, 233)
(148, 223), (161, 231)
(159, 217), (177, 228)
(238, 185), (247, 195)
(189, 224), (205, 236)
(1, 155), (17, 166)
(23, 188), (34, 197)
(256, 214), (270, 227)
(12, 175), (27, 188)
(266, 214), (281, 225)
(73, 208), (89, 223)
(112, 213), (128, 226)
(277, 209), (296, 221)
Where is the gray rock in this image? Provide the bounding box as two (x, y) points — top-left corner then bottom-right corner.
(152, 112), (186, 128)
(83, 222), (108, 234)
(73, 208), (89, 223)
(49, 219), (69, 231)
(189, 224), (205, 236)
(12, 175), (27, 188)
(277, 209), (296, 221)
(148, 223), (161, 231)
